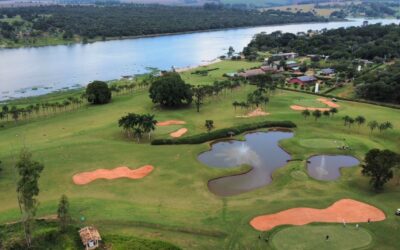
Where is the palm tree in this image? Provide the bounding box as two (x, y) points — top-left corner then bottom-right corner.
(2, 105), (9, 121)
(329, 107), (338, 116)
(342, 115), (351, 126)
(142, 114), (157, 140)
(378, 121), (393, 133)
(0, 111), (5, 122)
(367, 120), (379, 133)
(312, 110), (322, 121)
(355, 116), (366, 127)
(232, 101), (239, 112)
(301, 109), (311, 119)
(133, 127), (143, 143)
(348, 117), (355, 128)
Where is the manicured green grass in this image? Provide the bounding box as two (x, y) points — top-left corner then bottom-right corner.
(291, 97), (329, 108)
(0, 62), (399, 249)
(271, 225), (373, 250)
(180, 60), (261, 85)
(298, 139), (346, 149)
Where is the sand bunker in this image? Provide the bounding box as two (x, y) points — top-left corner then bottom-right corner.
(73, 165), (154, 185)
(237, 108), (270, 118)
(250, 199), (385, 231)
(290, 105), (330, 112)
(317, 98), (340, 108)
(291, 98), (340, 112)
(157, 120), (186, 126)
(170, 128), (188, 138)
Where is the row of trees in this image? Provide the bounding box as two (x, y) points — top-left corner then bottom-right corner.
(0, 79), (149, 125)
(301, 108), (338, 121)
(0, 96), (86, 123)
(149, 72), (243, 112)
(118, 113), (157, 142)
(342, 115), (394, 133)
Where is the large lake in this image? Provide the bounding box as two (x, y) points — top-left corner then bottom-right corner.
(0, 18), (398, 100)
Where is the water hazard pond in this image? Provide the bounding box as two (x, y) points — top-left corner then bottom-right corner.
(198, 131), (293, 196)
(307, 155), (360, 181)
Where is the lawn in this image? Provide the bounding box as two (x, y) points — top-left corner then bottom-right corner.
(180, 60), (261, 85)
(271, 225), (373, 250)
(0, 61), (399, 249)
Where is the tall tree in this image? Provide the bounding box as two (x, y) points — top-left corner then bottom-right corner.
(149, 72), (193, 107)
(301, 109), (310, 119)
(57, 194), (70, 232)
(355, 115), (366, 127)
(86, 81), (112, 105)
(368, 120), (379, 133)
(141, 114), (157, 140)
(312, 110), (322, 121)
(15, 148), (44, 247)
(361, 149), (399, 191)
(192, 85), (207, 113)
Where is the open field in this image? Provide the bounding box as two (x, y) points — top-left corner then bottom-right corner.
(264, 3), (338, 17)
(0, 60), (399, 249)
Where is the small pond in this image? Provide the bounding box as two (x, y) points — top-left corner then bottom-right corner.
(307, 155), (360, 181)
(198, 131), (293, 196)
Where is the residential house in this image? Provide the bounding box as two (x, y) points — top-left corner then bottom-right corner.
(288, 76), (317, 86)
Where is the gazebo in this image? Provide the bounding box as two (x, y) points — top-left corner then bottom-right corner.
(79, 226), (102, 250)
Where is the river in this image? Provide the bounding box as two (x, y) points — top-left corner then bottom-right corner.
(0, 18), (398, 100)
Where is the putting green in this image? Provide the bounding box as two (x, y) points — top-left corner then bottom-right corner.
(272, 225), (373, 250)
(298, 139), (346, 149)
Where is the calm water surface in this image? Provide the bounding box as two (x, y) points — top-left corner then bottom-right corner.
(307, 155), (360, 181)
(0, 18), (398, 100)
(198, 131), (293, 196)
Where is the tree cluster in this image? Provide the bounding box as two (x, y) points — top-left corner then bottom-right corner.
(118, 113), (157, 142)
(243, 24), (400, 60)
(355, 61), (400, 104)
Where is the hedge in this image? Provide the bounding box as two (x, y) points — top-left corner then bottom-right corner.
(151, 120), (296, 145)
(278, 87), (400, 110)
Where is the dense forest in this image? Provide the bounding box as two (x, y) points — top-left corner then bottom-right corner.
(355, 62), (400, 104)
(0, 4), (327, 46)
(243, 24), (400, 60)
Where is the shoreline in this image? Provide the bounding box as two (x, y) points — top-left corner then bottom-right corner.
(0, 59), (223, 103)
(0, 19), (343, 50)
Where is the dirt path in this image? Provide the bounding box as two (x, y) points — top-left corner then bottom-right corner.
(170, 128), (188, 138)
(290, 105), (331, 112)
(250, 199), (385, 231)
(157, 120), (186, 126)
(73, 165), (154, 185)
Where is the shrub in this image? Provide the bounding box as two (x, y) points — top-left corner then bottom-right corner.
(149, 72), (193, 107)
(151, 120), (296, 145)
(86, 81), (112, 105)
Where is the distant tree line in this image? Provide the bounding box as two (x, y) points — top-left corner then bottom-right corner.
(0, 5), (326, 44)
(243, 24), (400, 60)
